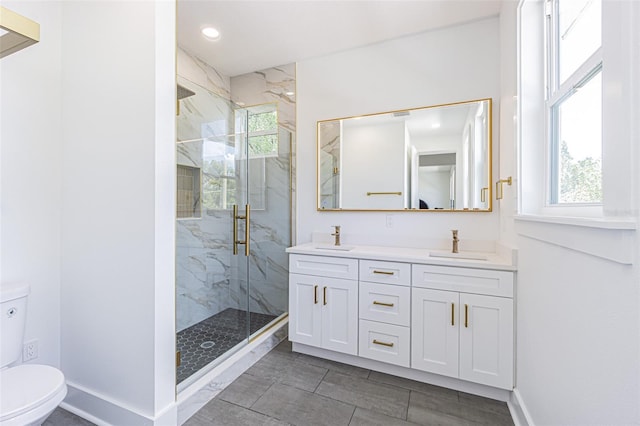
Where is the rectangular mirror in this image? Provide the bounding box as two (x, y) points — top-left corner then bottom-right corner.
(317, 98), (492, 212)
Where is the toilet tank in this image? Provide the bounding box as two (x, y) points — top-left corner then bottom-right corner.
(0, 283), (30, 368)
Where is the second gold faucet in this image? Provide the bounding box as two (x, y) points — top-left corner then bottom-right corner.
(331, 225), (341, 246)
(452, 229), (459, 253)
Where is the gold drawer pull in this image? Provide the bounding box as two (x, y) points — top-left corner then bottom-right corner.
(373, 301), (394, 307)
(373, 270), (394, 275)
(373, 339), (394, 347)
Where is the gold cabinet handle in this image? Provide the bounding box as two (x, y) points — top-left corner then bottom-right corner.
(323, 286), (327, 305)
(464, 304), (469, 328)
(451, 303), (455, 326)
(373, 270), (394, 275)
(373, 339), (394, 347)
(314, 285), (318, 304)
(373, 301), (394, 307)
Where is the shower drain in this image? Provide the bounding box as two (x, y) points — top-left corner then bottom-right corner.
(200, 341), (216, 349)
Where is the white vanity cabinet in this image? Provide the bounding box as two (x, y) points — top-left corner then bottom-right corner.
(411, 265), (514, 389)
(286, 243), (516, 395)
(289, 254), (358, 355)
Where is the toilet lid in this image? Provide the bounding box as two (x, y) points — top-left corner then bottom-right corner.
(0, 364), (66, 422)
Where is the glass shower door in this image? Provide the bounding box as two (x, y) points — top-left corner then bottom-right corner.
(176, 78), (290, 391)
(175, 77), (250, 390)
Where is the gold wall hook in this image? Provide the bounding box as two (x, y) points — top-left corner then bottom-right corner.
(496, 177), (512, 200)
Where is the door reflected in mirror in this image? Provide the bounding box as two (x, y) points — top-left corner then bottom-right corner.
(317, 98), (492, 212)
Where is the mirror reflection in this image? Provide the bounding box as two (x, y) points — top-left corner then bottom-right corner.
(317, 99), (492, 211)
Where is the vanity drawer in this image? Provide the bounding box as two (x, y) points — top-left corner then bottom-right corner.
(359, 282), (410, 326)
(359, 260), (410, 286)
(289, 254), (358, 280)
(412, 264), (513, 298)
(358, 320), (410, 367)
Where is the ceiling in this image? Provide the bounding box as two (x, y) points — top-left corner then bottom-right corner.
(177, 1), (503, 77)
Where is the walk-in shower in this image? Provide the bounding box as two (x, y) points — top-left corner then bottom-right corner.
(175, 59), (294, 389)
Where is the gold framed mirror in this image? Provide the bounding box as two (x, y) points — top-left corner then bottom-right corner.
(317, 98), (492, 212)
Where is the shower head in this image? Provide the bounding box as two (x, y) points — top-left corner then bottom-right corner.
(177, 84), (195, 101)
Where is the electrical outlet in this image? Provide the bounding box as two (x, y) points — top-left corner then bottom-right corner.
(386, 214), (394, 228)
(23, 339), (38, 362)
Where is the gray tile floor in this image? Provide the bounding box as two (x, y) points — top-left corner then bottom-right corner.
(185, 340), (514, 426)
(46, 340), (514, 426)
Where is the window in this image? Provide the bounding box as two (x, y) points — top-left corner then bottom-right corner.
(247, 109), (278, 158)
(545, 0), (602, 205)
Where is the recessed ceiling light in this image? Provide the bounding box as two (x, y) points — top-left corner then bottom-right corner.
(431, 123), (441, 129)
(201, 27), (220, 40)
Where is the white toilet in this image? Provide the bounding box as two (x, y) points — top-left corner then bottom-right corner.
(0, 283), (67, 426)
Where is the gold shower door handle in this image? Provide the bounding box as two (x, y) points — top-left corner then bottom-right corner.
(233, 204), (251, 256)
(481, 187), (488, 202)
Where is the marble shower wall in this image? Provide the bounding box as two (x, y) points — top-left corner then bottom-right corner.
(176, 47), (234, 332)
(176, 47), (295, 330)
(230, 64), (296, 317)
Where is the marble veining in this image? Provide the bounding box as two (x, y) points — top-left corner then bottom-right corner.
(177, 49), (294, 333)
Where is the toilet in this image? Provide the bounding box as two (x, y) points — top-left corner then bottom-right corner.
(0, 283), (67, 426)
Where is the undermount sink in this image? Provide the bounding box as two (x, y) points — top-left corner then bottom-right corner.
(314, 244), (355, 251)
(429, 251), (488, 261)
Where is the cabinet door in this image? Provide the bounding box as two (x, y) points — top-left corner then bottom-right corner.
(321, 277), (358, 355)
(411, 288), (459, 378)
(289, 273), (321, 347)
(459, 293), (513, 389)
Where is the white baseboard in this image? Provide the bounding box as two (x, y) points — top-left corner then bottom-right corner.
(61, 319), (287, 426)
(508, 388), (534, 426)
(62, 381), (177, 426)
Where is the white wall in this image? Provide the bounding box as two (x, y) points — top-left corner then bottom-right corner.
(0, 1), (63, 369)
(504, 1), (640, 425)
(296, 17), (500, 248)
(59, 2), (176, 424)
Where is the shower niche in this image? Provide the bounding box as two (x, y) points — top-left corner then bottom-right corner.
(175, 59), (295, 390)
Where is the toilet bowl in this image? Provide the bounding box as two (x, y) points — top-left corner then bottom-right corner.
(0, 283), (68, 425)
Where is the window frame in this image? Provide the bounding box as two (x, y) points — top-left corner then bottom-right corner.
(543, 0), (603, 209)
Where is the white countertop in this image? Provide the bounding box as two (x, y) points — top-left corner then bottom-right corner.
(286, 242), (517, 271)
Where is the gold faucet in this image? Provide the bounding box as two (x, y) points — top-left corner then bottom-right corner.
(331, 225), (341, 246)
(452, 230), (459, 253)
